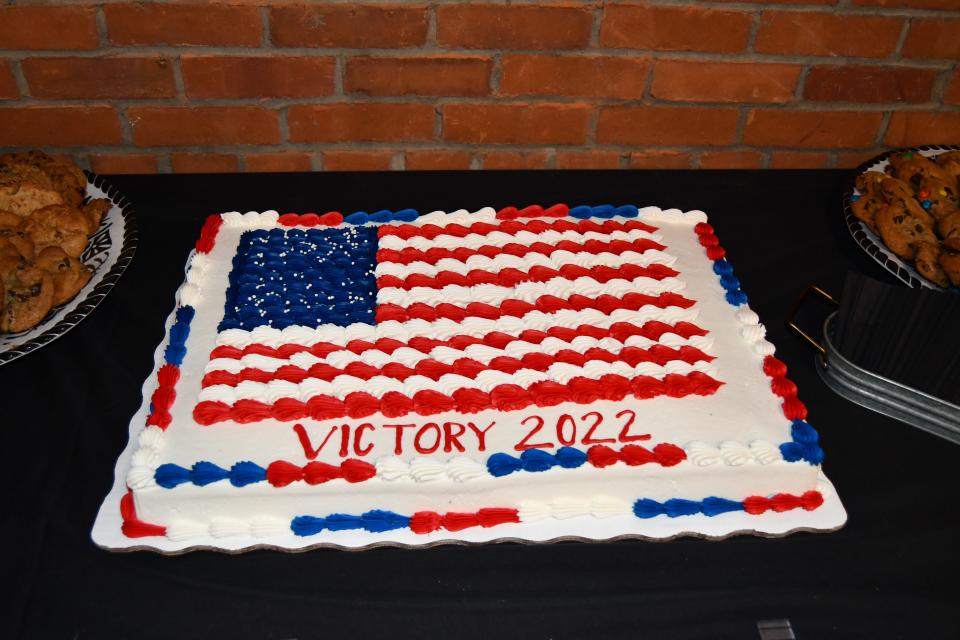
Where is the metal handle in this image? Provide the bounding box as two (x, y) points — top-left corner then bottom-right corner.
(786, 285), (838, 357)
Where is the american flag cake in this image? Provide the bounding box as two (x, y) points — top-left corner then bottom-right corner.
(105, 204), (840, 549)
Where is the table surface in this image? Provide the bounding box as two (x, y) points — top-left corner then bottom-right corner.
(5, 170), (958, 639)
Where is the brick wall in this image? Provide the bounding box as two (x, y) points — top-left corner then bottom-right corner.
(0, 1), (958, 173)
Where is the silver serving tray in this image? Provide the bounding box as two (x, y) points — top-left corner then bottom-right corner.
(816, 312), (960, 446)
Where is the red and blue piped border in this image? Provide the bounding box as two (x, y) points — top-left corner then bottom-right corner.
(118, 488), (824, 539)
(143, 214), (224, 431)
(693, 221), (823, 465)
(271, 204), (642, 228)
(151, 443), (688, 489)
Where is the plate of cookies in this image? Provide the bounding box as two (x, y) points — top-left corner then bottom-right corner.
(0, 151), (137, 365)
(844, 145), (959, 290)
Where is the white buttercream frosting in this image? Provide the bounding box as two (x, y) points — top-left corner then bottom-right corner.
(213, 304), (701, 350)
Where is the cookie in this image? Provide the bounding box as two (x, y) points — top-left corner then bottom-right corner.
(937, 153), (960, 181)
(34, 246), (91, 306)
(914, 242), (949, 288)
(0, 151), (86, 207)
(0, 211), (34, 258)
(24, 204), (89, 258)
(939, 240), (960, 287)
(0, 261), (54, 333)
(880, 177), (936, 228)
(937, 210), (960, 243)
(918, 177), (959, 221)
(0, 178), (64, 217)
(855, 171), (887, 198)
(886, 150), (916, 171)
(874, 202), (938, 261)
(896, 157), (953, 189)
(80, 198), (111, 235)
(0, 236), (29, 262)
(851, 195), (885, 233)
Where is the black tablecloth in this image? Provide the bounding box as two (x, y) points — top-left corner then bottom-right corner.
(6, 170), (958, 639)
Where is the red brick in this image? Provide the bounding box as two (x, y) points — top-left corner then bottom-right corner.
(652, 60), (799, 104)
(129, 107), (279, 147)
(945, 70), (960, 106)
(699, 150), (764, 169)
(89, 154), (158, 175)
(0, 6), (98, 50)
(885, 112), (960, 147)
(437, 5), (592, 50)
(171, 153), (239, 173)
(501, 55), (650, 100)
(713, 0), (836, 3)
(288, 104), (434, 143)
(902, 20), (960, 60)
(405, 150), (473, 170)
(597, 106), (739, 146)
(628, 150), (693, 169)
(443, 104), (589, 145)
(0, 62), (18, 100)
(270, 5), (427, 48)
(853, 0), (960, 8)
(555, 151), (624, 169)
(324, 151), (395, 171)
(182, 56), (334, 99)
(743, 110), (882, 148)
(479, 151), (548, 170)
(23, 57), (176, 100)
(481, 151), (550, 170)
(769, 152), (831, 168)
(0, 106), (121, 146)
(601, 5), (751, 53)
(837, 149), (886, 168)
(105, 4), (261, 46)
(244, 153), (313, 173)
(345, 56), (491, 97)
(803, 65), (937, 103)
(755, 12), (902, 58)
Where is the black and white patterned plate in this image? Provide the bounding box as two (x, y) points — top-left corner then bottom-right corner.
(0, 172), (138, 365)
(842, 144), (959, 290)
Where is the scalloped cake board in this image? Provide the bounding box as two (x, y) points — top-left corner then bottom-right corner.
(92, 208), (846, 554)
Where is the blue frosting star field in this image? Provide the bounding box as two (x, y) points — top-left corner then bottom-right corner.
(218, 227), (379, 331)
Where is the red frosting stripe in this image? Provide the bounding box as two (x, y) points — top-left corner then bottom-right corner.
(319, 211), (344, 226)
(192, 370), (723, 425)
(277, 211), (344, 227)
(742, 491), (824, 515)
(409, 508), (520, 534)
(377, 216), (657, 241)
(265, 459), (377, 487)
(202, 341), (714, 390)
(375, 291), (696, 324)
(377, 261), (678, 292)
(496, 203), (571, 220)
(587, 443), (686, 468)
(378, 236), (666, 269)
(120, 490), (166, 538)
(146, 363), (182, 430)
(195, 214), (223, 254)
